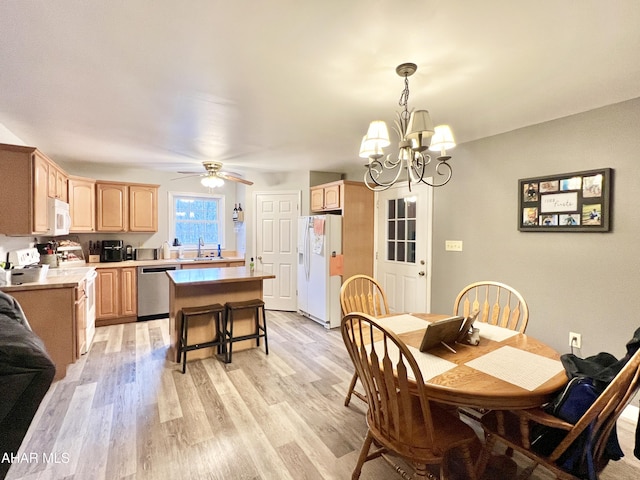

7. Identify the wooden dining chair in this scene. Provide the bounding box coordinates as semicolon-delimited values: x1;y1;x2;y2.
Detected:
341;313;479;480
453;281;529;334
340;274;390;406
476;347;640;479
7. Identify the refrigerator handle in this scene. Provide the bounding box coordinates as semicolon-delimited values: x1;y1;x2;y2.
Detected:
304;222;310;278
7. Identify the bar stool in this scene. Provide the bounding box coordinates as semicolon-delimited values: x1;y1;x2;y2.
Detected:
178;303;226;374
224;299;268;363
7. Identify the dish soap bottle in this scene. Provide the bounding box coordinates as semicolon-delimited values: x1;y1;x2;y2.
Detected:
217;244;222;258
249;257;255;272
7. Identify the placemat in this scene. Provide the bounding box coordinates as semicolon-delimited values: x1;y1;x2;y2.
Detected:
374;314;429;334
465;345;564;391
476;322;519;342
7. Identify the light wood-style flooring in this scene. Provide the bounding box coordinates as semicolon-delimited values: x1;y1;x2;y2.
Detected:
6;311;640;480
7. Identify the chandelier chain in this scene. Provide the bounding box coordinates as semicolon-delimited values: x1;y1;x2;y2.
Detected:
398;74;411;121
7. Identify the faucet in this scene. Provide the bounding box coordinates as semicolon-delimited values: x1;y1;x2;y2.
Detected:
197;237;204;257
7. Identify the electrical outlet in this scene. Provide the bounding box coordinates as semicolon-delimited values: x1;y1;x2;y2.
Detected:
445;240;463;251
569;332;582;349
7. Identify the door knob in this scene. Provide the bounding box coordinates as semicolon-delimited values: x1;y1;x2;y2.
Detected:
257;256;263;261
418;271;425;277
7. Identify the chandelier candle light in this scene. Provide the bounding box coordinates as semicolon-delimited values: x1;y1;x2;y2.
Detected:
360;63;456;191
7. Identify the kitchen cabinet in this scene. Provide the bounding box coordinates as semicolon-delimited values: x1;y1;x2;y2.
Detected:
96;181;159;232
129;184;158;232
310;180;375;279
310;180;366;212
6;286;77;381
96;182;128;232
311;183;342;211
68;175;96;232
48;163;68;201
0;143;54;235
96;266;137;325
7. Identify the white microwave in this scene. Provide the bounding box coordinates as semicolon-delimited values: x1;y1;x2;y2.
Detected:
48;198;71;236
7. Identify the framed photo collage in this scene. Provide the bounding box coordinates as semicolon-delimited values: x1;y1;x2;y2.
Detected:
518;168;612;232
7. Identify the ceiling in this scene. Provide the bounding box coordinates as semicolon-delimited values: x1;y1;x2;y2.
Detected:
1;1;639;178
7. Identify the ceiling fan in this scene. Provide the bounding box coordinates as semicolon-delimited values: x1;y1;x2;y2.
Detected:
175;161;254;187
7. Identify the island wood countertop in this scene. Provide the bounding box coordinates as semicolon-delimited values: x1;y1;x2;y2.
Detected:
166;266;275;286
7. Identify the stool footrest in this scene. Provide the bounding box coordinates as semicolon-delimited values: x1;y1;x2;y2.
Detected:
227;331;267;343
182;339;224;352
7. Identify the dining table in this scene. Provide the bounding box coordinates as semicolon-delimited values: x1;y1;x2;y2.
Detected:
373;313;568;410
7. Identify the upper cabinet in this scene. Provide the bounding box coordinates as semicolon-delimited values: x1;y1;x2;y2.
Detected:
310;180;375;279
310;180;372;214
129;184;158;232
48;163;68;202
96;181;158;232
0;143;55;235
96;182;129;232
311;183;342;211
68;176;96;233
0;143;159;236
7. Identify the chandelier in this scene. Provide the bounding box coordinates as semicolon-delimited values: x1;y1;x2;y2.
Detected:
359;63;456;191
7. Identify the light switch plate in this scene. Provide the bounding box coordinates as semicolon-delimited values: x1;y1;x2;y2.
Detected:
445;240;463;251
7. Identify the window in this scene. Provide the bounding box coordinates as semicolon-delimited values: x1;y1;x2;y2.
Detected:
168;192;225;248
386;196;417;263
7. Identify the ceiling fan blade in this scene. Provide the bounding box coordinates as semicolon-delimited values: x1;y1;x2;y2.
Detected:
171;173;203;180
176;170;205;175
218;172;254;185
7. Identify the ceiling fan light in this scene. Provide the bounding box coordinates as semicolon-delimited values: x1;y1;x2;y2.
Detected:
429;125;456;152
201;175;224;188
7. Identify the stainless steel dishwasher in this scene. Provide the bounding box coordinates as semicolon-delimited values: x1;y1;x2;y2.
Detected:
137;264;179;321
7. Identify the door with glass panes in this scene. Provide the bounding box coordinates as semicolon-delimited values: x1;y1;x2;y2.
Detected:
375;182;433;313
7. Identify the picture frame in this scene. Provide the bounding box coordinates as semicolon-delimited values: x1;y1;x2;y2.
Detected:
518;168;612;232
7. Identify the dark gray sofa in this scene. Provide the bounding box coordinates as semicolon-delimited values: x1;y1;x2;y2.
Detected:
0;291;55;479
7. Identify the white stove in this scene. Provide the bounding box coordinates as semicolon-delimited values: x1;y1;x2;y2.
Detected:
8;248;41;267
7;248;49;284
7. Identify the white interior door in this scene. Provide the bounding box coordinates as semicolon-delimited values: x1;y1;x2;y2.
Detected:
255;191;299;311
375;182;433;313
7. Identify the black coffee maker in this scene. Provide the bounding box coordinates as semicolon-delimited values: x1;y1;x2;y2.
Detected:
101;240;124;262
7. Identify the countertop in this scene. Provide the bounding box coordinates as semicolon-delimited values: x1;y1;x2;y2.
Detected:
0;266;95;292
0;257;246;292
167;266;275;286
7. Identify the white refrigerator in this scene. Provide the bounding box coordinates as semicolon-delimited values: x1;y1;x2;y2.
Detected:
297;214;342;329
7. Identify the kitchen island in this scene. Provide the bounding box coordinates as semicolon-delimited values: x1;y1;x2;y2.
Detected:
166;266;275;363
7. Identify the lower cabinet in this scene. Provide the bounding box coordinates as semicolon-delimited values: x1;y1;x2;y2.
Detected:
7;287;76;381
96;267;137;326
